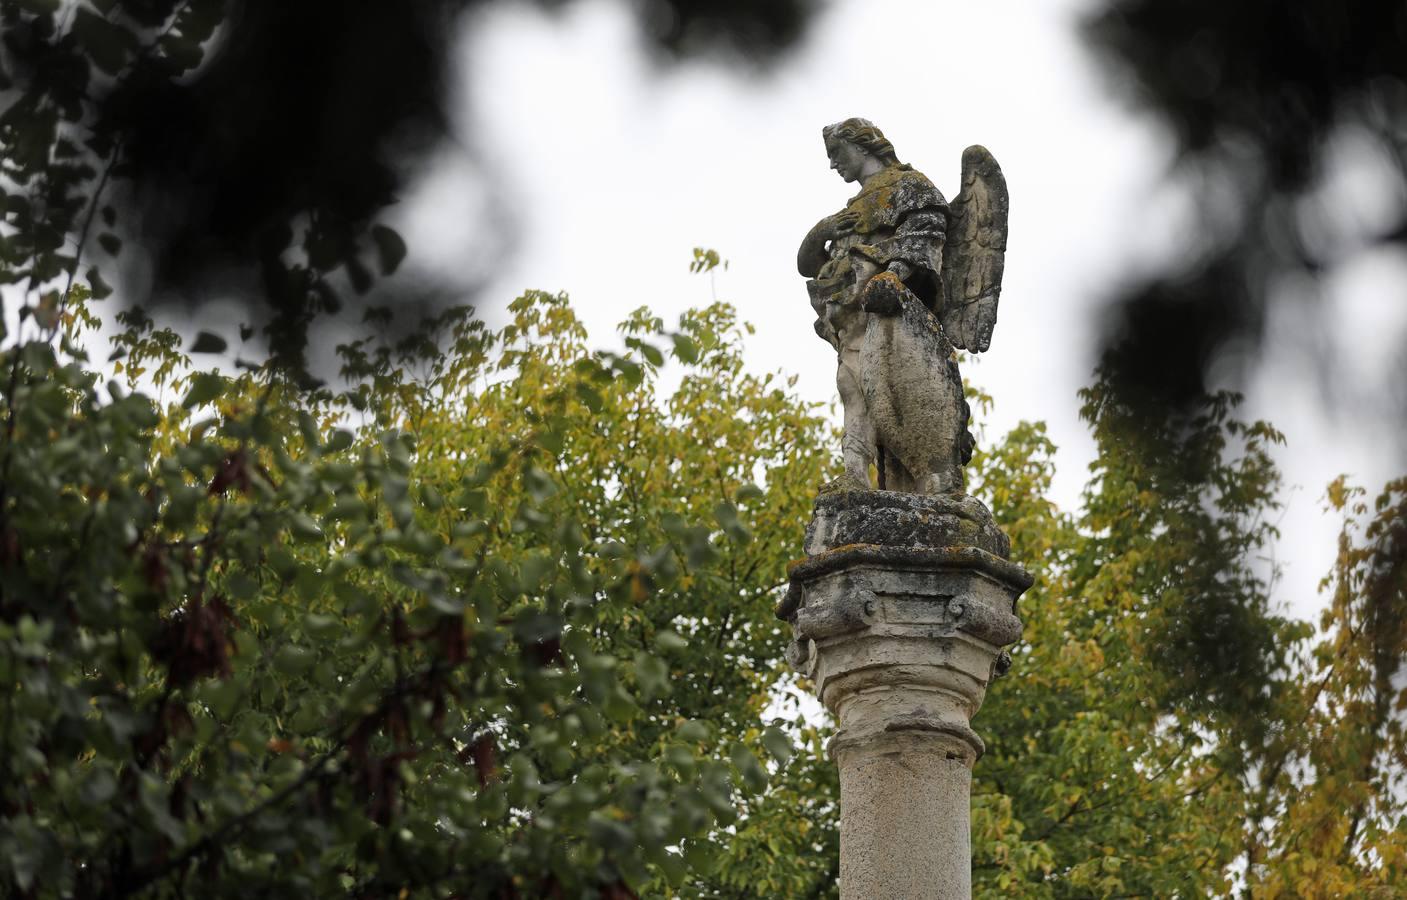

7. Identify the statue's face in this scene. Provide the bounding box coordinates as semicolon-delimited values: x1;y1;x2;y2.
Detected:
827;139;870;183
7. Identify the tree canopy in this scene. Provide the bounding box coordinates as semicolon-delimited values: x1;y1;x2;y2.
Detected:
2;280;1404;897
3;2;1405;896
0;279;846;896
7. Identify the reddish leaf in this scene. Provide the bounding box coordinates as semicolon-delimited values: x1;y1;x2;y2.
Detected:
465;734;497;787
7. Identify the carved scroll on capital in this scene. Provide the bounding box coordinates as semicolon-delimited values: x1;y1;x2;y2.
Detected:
795;587;877;641
780;539;1031;729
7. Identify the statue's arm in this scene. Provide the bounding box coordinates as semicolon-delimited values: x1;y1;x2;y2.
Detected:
880;207;946;281
797;218;833;278
895;208;947;249
798;212;859;277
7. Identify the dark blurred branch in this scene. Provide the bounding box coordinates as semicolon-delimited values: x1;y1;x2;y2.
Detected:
1084;0;1407;430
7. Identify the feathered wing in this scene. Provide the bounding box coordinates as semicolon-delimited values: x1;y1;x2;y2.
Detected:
940;145;1009;353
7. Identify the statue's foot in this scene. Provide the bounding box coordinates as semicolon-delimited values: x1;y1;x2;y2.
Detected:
820;472;872;495
919;469;963;496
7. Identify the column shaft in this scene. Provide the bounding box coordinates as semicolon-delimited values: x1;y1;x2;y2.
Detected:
836;736;971;900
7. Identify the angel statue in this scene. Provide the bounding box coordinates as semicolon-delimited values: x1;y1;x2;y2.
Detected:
797;117;1008;495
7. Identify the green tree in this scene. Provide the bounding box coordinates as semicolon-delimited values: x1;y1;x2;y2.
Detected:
1239;476;1407;898
0;285;839;897
4;283;1406;897
962;377;1407;897
3;3;849;889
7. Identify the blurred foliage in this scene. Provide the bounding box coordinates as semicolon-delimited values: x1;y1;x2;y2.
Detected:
1085;0;1407;417
0;0;821;371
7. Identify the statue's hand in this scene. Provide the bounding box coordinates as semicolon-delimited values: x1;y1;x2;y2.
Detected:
799;210;860;277
828;210;860;238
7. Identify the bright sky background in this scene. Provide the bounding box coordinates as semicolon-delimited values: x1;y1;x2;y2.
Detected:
393;0;1406;624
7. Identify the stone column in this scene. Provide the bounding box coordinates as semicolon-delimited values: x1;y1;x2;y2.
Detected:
778;492;1031;900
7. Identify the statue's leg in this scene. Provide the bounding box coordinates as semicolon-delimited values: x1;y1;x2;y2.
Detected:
831;351;874;492
918;362;971;496
882;447;918;493
818;295;874;495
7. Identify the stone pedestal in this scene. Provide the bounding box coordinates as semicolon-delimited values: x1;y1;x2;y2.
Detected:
778;491;1031;900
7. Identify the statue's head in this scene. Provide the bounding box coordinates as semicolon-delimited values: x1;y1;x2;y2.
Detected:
822;118;899;182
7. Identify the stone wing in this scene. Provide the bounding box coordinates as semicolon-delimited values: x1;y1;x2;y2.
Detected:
940;145;1009;353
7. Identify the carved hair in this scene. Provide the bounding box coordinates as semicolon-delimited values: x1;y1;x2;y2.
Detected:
822;118;899;165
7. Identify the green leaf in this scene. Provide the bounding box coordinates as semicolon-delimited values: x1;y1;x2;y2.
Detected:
325;429;354;453
288;514;324;544
712;501;752;546
639;342;664;367
761;726;793;764
182;372;225;408
202;679;242;720
80;769;117;807
734;483;765;502
574;381;604;413
274;645;315;677
634;650;670;700
303;613;341;639
603;684;638;724
654;630;689;652
676;720;710;744
730;743;767;793
699;766;736;821
87;267;113;300
663;743;697;777
671;334;700;364
656;850;689;887
225;572;260;601
683;839;721;876
456;488;487;514
297;410;320;449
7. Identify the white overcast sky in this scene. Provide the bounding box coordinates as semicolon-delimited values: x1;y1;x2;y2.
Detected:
392;0;1406;623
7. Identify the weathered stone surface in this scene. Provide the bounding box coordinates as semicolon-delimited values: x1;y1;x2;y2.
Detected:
836;735;973;900
780;491;1030;899
788;118;1019;897
803;489;1011;559
861;277;972;494
782;546;1029;724
797;117;1008;497
941;145;1009;354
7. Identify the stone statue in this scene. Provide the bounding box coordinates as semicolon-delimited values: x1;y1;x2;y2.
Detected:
782;120;1023;899
797;118;1008;495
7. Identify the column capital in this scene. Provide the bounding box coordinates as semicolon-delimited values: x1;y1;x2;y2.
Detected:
778;492;1031;767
